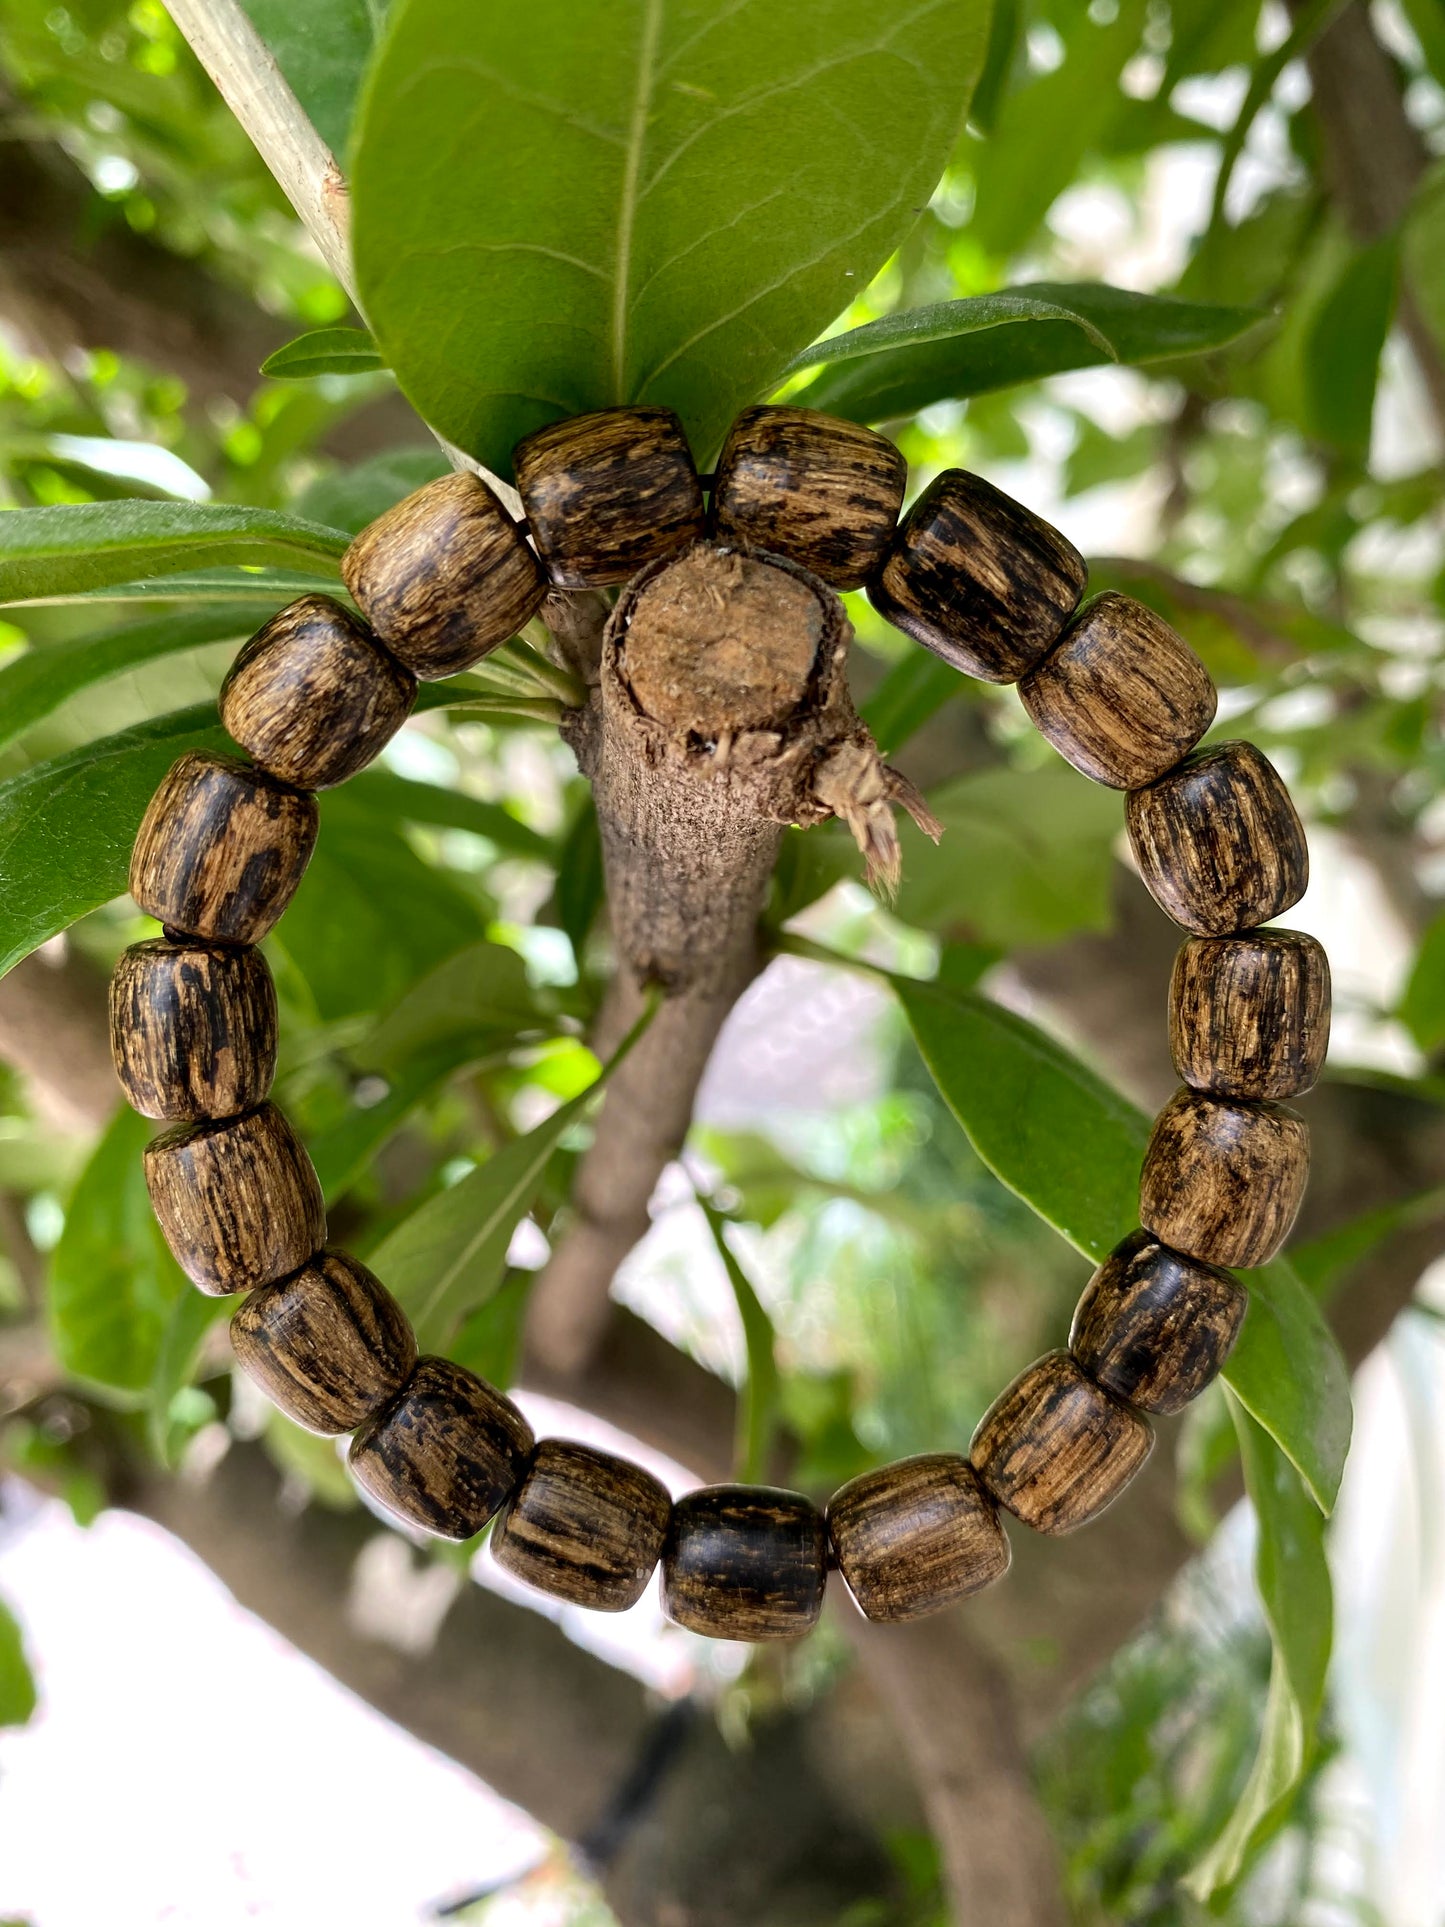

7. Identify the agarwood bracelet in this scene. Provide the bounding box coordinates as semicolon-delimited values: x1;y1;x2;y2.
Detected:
108;403;1331;1641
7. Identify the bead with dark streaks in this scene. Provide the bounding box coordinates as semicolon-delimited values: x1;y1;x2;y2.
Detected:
663;1484;827;1641
1069;1229;1247;1415
231;1250;416;1434
1170;929;1331;1100
1140;1089;1309;1269
971;1350;1153;1535
827;1453;1010;1622
109;938;276;1121
348;1357;534;1540
492;1439;672;1611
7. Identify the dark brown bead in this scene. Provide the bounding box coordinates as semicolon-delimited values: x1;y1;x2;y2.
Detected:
1125;742;1308;936
129;750;318;945
826;1453;1010;1623
219;595;416;790
970;1350;1153;1536
1170;929;1331;1100
144;1101;325;1296
710;404;907;590
662;1484;827;1641
230;1251;416;1434
514;406;705;587
491;1439;672;1612
1140;1088;1310;1269
348;1356;534;1540
341;472;545;678
867;469;1086;683
1018;591;1216;789
1069;1230;1247;1416
109;938;276;1121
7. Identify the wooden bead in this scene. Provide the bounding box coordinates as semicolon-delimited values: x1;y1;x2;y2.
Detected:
1125;742;1308;936
710;405;907;590
109;939;276;1121
1069;1230;1247;1416
129;751;317;945
970;1350;1153;1536
342;472;545;678
662;1484;827;1641
491;1439;672;1612
1018;591;1216;789
868;469;1086;683
1170;929;1330;1100
348;1356;534;1540
1140;1089;1309;1269
230;1251;416;1434
826;1453;1010;1623
514;406;705;587
219;595;416;790
143;1101;325;1296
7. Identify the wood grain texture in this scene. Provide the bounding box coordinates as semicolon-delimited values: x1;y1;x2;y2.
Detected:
710;404;906;590
970;1350;1153;1536
109;938;276;1121
1018;591;1217;789
1140;1088;1310;1268
1125;741;1308;936
490;1437;672;1612
514;406;705;588
348;1356;534;1540
662;1484;827;1641
1170;929;1331;1100
219;594;416;789
129;750;318;944
867;468;1086;683
1069;1229;1247;1416
826;1453;1011;1623
143;1100;325;1295
342;472;545;677
230;1250;416;1434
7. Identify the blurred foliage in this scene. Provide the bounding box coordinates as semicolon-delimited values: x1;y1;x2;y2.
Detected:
1;0;1444;1918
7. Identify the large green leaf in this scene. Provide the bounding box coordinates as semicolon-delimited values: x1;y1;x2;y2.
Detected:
361;939;544;1072
349;769;553;861
797;283;1263;423
701;1200;782;1484
894;971;1350;1510
0;704;231;980
0;503;349;604
49;1107;189;1396
238;0;387;157
1302;233;1399;456
0;1598;37;1729
0;608;260;755
1186;1395;1332;1901
351;0;989;476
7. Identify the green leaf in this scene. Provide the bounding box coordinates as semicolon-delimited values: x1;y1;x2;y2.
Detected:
369;1000;653;1350
0;502;349;605
148;1290;230;1466
1186;1395;1331;1901
8;568;348;608
261;326;387;380
700;1199;781;1484
797;282;1263;423
1399;908;1445;1051
348;768;553;860
308;1048;478;1204
1302;232;1399;455
0;704;231;980
351;0;989;476
1226;1259;1352;1513
294;445;451;535
237;0;385;156
555;794;604;964
858;649;963;755
0;607;259;755
0;1598;37;1729
891;762;1121;948
361;938;543;1073
49;1108;190;1395
451;1268;534;1390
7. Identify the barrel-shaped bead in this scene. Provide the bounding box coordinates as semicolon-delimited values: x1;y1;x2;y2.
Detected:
515;406;705;587
219;595;416;789
230;1251;416;1434
348;1357;534;1540
1125;742;1308;936
1170;929;1330;1100
130;752;317;945
491;1439;672;1612
868;469;1087;683
826;1453;1011;1623
109;939;276;1121
1069;1230;1247;1415
143;1101;325;1295
1140;1089;1309;1269
711;405;907;589
1018;591;1216;789
342;472;545;678
970;1350;1153;1535
662;1484;827;1641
